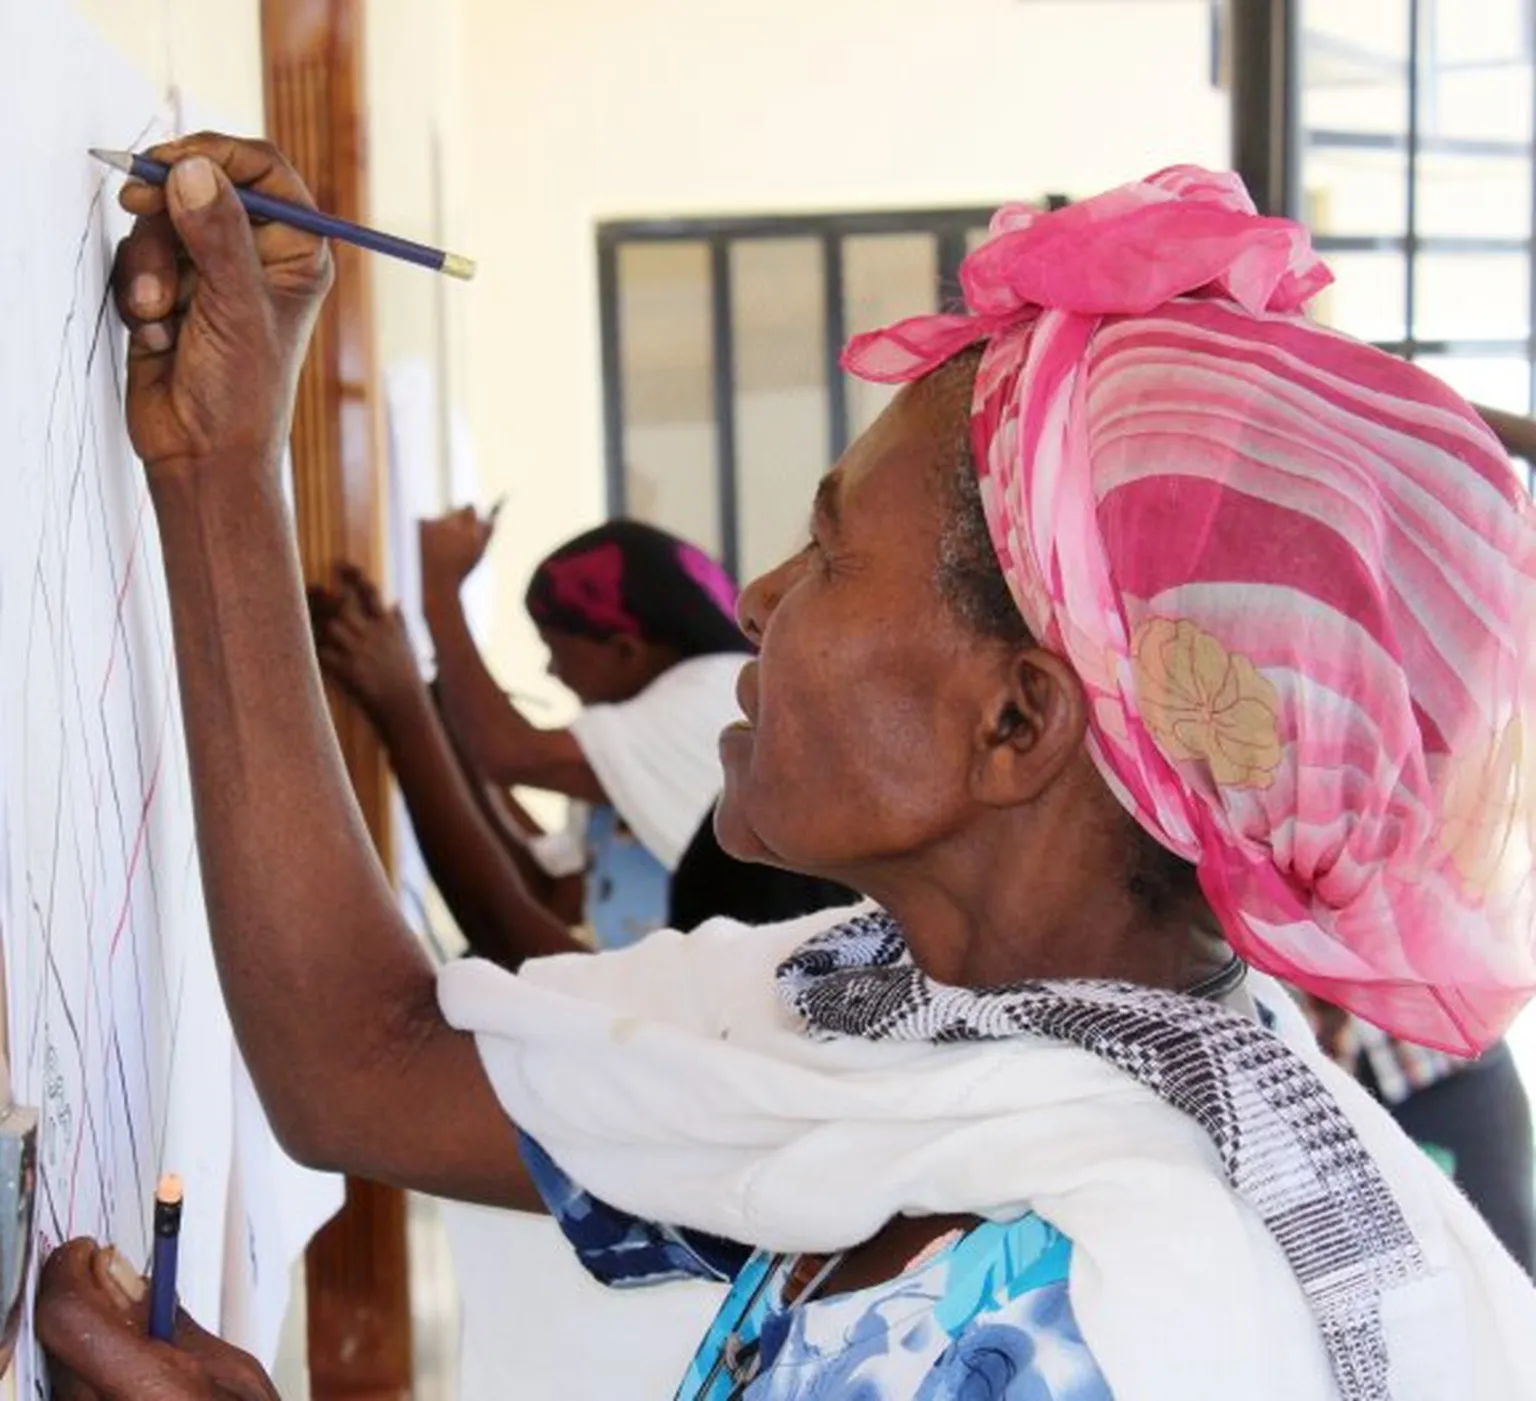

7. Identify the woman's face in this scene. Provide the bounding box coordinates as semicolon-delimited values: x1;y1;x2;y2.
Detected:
540;628;647;707
716;376;1027;879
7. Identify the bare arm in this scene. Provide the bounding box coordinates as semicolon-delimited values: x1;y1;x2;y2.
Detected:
1473;403;1536;461
310;579;585;967
417;516;606;800
374;692;587;966
113;134;542;1211
429;684;589;927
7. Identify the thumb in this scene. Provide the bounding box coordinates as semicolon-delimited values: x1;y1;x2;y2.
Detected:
164;157;264;315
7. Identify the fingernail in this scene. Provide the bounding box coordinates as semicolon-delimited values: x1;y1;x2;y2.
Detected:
136;322;172;354
129;274;163;315
102;1247;147;1303
173;156;218;210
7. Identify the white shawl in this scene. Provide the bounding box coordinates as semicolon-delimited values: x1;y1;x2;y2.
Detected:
568;652;745;871
439;906;1536;1400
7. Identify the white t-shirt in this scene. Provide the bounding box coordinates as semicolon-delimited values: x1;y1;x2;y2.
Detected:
536;652;744;874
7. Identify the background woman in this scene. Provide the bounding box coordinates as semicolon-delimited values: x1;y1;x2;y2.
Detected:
312;527;853;963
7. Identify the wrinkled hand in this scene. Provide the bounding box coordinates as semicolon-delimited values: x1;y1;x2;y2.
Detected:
37;1239;278;1401
110;132;334;478
419;506;496;591
308;567;427;721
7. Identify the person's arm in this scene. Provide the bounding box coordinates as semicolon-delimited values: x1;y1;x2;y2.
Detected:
112;133;541;1209
1473;403;1536;461
417;515;606;800
428;683;589;927
311;574;588;968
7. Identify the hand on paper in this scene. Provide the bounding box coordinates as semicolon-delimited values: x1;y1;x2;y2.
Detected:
309;566;428;723
110;132;333;479
419;506;496;591
37;1240;278;1401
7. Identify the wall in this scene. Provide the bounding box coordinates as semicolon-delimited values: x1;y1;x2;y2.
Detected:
73;0;265;133
450;0;1229;704
365;0;474;414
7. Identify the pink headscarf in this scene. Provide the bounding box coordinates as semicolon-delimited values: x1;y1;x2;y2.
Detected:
844;166;1536;1055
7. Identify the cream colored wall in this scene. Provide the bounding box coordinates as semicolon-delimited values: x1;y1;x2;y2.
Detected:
442;0;1228;705
365;0;474;413
72;0;265;133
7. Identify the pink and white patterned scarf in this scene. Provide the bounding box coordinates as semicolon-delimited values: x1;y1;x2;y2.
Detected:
844;166;1536;1056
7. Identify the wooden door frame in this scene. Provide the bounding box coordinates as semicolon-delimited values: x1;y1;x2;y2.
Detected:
259;2;413;1397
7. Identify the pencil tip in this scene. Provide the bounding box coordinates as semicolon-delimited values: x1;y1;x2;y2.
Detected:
441;251;477;281
88;148;134;173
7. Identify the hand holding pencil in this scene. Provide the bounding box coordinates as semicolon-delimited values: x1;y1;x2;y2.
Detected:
93;146;475;280
109;133;333;484
36;1238;279;1400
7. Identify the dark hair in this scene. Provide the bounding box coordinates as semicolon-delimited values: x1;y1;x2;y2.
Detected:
925;350;1203;919
525;519;752;660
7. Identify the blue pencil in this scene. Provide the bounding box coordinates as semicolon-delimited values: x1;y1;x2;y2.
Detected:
147;1173;182;1343
89;148;476;281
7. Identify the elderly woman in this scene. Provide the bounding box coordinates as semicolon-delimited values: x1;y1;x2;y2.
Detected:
37;137;1536;1399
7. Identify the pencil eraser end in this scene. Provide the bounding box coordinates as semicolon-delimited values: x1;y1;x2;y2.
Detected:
155;1173;183;1205
442;252;477;281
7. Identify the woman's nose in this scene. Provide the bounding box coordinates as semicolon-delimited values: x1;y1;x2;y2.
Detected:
737;557;794;644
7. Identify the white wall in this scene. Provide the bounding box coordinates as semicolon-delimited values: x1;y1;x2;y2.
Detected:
365;0;474;406
73;0;265;133
452;0;1229;701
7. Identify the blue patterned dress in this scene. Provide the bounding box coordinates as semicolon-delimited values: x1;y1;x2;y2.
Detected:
520;1135;1112;1399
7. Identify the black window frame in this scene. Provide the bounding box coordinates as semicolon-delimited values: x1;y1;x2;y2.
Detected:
1231;0;1536;411
595;204;1068;577
599;1;1536;574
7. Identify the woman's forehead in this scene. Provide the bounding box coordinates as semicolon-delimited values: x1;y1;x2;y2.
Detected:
827;383;954;538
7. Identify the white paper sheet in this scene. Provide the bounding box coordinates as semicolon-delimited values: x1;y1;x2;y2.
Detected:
0;3;338;1387
383;358;496;961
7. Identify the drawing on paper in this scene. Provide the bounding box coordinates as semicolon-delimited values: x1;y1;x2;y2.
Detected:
0;4;341;1392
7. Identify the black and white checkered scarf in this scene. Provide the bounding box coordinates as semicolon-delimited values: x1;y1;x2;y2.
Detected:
777;908;1432;1401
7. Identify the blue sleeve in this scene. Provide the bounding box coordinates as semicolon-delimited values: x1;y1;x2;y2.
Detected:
519;1132;751;1288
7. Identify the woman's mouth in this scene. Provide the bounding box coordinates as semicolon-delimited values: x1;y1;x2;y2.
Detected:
734;662;760;727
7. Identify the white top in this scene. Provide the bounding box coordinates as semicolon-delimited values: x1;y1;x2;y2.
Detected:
526;806;589;880
567;652;746;872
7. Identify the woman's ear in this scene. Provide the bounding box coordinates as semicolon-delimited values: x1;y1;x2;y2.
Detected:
971;647;1089;808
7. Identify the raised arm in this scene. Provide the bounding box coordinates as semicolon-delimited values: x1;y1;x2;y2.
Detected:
111;133;540;1209
418;513;606;800
310;569;587;965
428;682;589;928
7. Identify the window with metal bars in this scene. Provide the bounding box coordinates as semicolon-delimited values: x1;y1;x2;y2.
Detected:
595;205;1068;582
1295;0;1536;436
598;0;1536;575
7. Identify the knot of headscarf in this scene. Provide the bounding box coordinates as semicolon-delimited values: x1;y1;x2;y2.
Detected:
843;165;1536;1055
